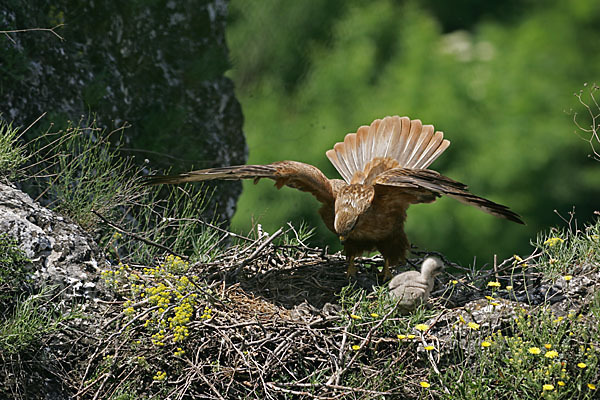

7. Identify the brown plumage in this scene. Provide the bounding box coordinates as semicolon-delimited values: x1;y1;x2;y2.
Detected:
144;116;524;279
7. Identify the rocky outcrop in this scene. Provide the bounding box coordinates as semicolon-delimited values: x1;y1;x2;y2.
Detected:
1;0;246;223
0;182;108;304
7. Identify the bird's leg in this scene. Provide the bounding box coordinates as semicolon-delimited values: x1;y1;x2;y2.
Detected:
346;255;358;277
379;259;393;281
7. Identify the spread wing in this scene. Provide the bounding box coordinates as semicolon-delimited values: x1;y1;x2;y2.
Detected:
144;161;338;205
373;168;524;224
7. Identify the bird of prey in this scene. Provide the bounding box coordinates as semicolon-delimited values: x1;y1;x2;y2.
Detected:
388;256;444;313
145;115;524;279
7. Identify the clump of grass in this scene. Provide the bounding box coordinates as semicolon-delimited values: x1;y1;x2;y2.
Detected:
533;217;600;278
0;287;71;355
0;234;32;314
28;120;146;230
0;119;27;179
109;182;221;266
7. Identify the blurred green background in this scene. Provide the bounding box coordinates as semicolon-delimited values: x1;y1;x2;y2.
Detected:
225;0;600;266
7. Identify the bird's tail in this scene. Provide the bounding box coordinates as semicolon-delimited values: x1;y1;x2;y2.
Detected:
326;116;450;184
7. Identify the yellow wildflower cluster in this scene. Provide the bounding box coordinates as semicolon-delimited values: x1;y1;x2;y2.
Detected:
130;256;202;348
478;308;598;395
151;330;166;346
100;263;131;286
174;347;185;356
111;232;123;240
397;334;416;340
544;237;564;247
102;254;214;377
200;306;212;320
153;370;167;381
467;322;480;330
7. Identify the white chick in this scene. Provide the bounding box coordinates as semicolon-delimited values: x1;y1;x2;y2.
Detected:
388;257;444;313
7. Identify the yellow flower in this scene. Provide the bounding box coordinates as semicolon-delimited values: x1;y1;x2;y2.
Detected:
543;384;554;391
370;313;379;318
419;381;430;388
351;345;361;351
407;334;416;339
557;381;565;387
451;280;458;285
529;347;541;355
591;234;599;241
578;362;587;369
459;315;466;324
487;281;501;288
153;371;167;381
544;237;564;247
481;341;492;347
174;348;185;356
588;383;597;390
415;324;429;332
514;255;523;262
467;322;480;330
545;350;559;359
506;285;513;291
424;345;435;351
485;296;495;301
544;344;552;349
564;275;573;281
350;314;362;320
397;334;407;340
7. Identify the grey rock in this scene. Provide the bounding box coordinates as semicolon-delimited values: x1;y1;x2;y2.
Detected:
0;182;109;304
1;0;246;224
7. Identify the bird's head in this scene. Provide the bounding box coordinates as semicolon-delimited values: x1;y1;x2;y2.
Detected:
420;256;444;279
334;185;375;242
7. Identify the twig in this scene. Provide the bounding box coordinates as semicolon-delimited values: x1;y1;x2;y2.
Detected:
328;294;402;386
169;217;254;242
240;227;284;266
1;24;65;43
91;210;188;260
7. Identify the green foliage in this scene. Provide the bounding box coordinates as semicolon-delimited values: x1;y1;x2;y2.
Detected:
104;183;220;266
227;0;600;265
32;121;146;230
0;234;31;310
440;309;599;399
0;119;27;179
0;287;69;355
434;218;600;399
534;218;600;278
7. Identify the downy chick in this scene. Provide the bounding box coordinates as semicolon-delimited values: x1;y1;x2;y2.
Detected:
388;257;444;313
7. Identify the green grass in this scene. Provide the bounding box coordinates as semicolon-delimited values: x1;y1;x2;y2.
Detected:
0;288;72;355
0;119;27;179
432;219;600;400
33;121;146;230
0;234;32;311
